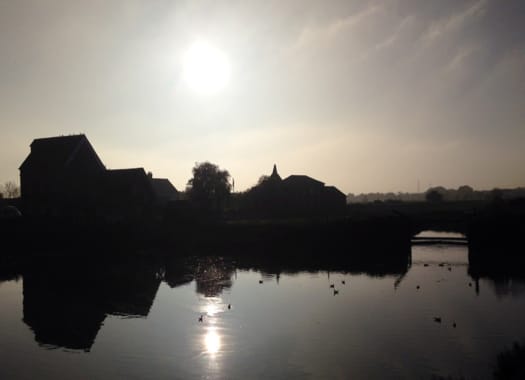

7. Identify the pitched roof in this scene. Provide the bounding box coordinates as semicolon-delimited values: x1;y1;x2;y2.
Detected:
151;178;179;200
282;175;325;187
19;134;105;172
323;186;346;197
105;168;151;186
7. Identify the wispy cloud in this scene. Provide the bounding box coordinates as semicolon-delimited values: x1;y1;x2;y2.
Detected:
292;4;384;52
1;0;524;192
421;0;487;43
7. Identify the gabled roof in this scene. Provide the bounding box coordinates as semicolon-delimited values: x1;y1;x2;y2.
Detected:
151;178;179;200
283;175;325;187
323;186;346;197
104;168;154;195
105;168;151;186
19;134;105;172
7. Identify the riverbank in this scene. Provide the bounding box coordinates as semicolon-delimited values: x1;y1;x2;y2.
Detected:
0;214;412;260
1;198;523;264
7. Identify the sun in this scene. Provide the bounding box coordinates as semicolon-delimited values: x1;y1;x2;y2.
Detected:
182;41;231;95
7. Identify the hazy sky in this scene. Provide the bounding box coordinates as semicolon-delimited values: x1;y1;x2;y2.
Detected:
1;0;524;194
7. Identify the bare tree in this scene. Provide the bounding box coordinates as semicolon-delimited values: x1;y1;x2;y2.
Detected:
3;181;20;198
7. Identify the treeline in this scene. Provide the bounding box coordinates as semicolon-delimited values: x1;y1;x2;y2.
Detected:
347;186;525;203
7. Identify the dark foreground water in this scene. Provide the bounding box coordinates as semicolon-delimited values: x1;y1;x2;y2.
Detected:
1;237;525;379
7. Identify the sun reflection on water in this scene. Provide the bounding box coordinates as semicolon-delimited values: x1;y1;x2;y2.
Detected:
199;297;225;357
204;327;221;355
205;302;219;317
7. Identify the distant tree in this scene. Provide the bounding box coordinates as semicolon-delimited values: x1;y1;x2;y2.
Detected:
425;189;443;202
488;188;504;202
456;185;474;201
428;186;448;201
257;175;270;185
186;162;232;212
3;181;20;199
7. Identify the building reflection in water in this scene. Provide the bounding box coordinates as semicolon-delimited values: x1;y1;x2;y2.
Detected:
16;247;412;353
22;257;163;351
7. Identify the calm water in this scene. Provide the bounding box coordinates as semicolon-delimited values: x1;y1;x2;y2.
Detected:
413;230;466;238
1;240;525;379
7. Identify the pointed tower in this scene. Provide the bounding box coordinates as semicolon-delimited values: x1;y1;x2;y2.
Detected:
270;164;281;181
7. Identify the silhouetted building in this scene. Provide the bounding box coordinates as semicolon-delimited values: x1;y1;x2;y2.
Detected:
322;186;347;213
19;135;178;220
282;174;325;212
269;164;281;182
243;165;346;217
101;168;156;222
150;177;179;203
19;135;105;216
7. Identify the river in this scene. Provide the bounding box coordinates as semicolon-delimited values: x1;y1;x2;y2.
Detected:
1;233;524;379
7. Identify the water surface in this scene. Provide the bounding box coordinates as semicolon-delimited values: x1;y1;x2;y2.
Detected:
1;244;524;379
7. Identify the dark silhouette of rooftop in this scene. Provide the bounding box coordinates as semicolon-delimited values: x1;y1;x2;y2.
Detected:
19;134;105;174
270;164;281;181
151;178;179;202
282;175;324;187
105;168;154;192
18;135;176;219
324;186;346;198
19;135;106;204
242;164;346;217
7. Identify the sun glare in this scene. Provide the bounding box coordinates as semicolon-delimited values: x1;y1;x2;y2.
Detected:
182;41;231;95
204;328;221;355
205;303;219;317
